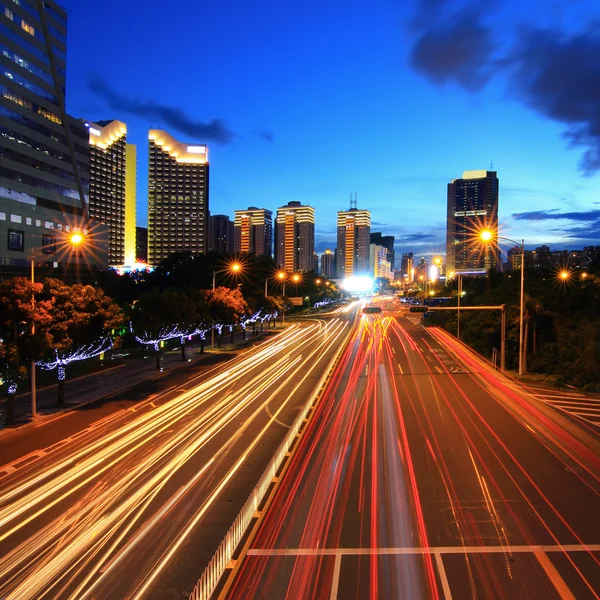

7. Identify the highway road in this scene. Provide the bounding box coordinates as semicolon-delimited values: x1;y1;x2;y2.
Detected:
0;306;356;599
222;308;600;599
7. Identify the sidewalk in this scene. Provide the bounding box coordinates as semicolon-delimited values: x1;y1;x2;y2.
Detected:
0;323;282;436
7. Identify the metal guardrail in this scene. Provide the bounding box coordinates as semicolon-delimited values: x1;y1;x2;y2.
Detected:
188;321;353;600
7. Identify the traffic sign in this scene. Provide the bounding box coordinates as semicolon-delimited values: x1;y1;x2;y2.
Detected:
409;306;428;313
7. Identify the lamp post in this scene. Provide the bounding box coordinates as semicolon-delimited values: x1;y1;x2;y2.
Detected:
211;262;241;349
481;230;525;376
29;232;85;418
277;271;286;324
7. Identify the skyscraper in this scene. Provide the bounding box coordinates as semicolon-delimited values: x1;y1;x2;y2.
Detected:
135;226;148;263
148;130;209;265
400;252;414;282
86;120;136;267
234;207;272;257
370;232;395;271
274;201;315;272
320;249;335;278
336;208;371;279
209;214;234;254
446;170;499;274
370;243;391;279
0;0;108;274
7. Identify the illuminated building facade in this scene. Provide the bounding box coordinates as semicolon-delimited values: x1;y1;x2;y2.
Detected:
148;130;209;265
336;208;371;278
370;232;395;271
86;120;136;266
320;248;335;278
274;201;315;272
370;243;391;279
0;0;108;276
446;170;499;274
234;206;272;256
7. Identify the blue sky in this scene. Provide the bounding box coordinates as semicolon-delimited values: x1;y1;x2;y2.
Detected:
64;0;600;257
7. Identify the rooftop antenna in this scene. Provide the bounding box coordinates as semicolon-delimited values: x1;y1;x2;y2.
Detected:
350;193;357;210
490;160;494;171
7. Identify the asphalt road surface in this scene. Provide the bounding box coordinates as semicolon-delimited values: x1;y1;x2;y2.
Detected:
0;306;357;599
222;310;600;600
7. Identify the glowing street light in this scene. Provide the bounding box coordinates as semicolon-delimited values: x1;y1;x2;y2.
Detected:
559;270;570;281
70;233;83;245
480;228;525;375
292;274;301;283
212;262;242;348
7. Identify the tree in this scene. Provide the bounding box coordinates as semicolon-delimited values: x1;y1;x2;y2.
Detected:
36;279;125;406
0;278;52;424
131;288;210;369
202;287;249;346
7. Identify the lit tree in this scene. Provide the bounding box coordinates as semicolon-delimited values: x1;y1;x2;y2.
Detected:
131;288;210;369
36;279;125;406
202;286;249;347
0;278;52;424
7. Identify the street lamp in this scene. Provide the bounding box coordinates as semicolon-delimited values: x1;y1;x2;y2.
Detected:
559;270;570;281
277;271;287;324
211;262;242;348
29;231;86;418
480;229;525;376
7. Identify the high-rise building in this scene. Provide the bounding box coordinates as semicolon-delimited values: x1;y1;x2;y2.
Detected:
370;232;395;271
400;252;414;282
86;120;136;267
148;130;209;265
209;214;234;255
275;201;315;272
0;0;108;275
446;170;499;274
370;244;391;279
320;248;335;278
233;207;272;257
313;252;319;274
135;226;148;263
336;208;371;279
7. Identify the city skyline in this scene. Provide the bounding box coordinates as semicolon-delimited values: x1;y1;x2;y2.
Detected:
64;0;600;258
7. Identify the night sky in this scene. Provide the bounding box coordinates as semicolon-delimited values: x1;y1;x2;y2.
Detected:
64;0;600;257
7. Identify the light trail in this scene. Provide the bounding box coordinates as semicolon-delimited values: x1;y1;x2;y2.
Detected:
224;315;600;600
0;317;350;599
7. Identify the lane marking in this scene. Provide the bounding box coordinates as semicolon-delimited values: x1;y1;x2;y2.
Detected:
247;544;600;556
397;362;404;375
329;553;342;600
434;552;453;600
533;550;576;600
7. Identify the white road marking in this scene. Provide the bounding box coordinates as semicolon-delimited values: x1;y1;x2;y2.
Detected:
329;553;342;600
397;362;404;375
434;552;453;600
533;550;576;600
247;544;600;556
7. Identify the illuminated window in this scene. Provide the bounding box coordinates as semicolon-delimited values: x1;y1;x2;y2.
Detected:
21;21;35;36
2;87;32;109
10;214;22;223
37;107;61;124
5;7;14;19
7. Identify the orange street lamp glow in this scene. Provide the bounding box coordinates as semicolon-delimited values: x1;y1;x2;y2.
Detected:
292;274;301;283
480;229;493;242
277;271;285;280
581;272;588;279
559;270;569;280
70;233;83;245
433;256;442;266
231;262;241;273
315;279;321;285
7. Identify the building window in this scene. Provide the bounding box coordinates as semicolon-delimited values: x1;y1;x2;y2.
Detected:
0;212;5;221
44;221;54;229
10;214;22;223
21;21;35;36
35;219;41;227
8;229;24;251
5;7;14;19
26;217;32;225
42;235;56;254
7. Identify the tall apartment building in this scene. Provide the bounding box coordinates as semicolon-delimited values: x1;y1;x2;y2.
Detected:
446;170;499;274
274;201;315;272
0;0;108;274
86;120;136;266
233;206;272;257
370;243;391;279
320;248;335;278
370;232;395;271
400;252;414;281
135;226;148;263
208;214;234;255
336;208;371;279
148;130;209;265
